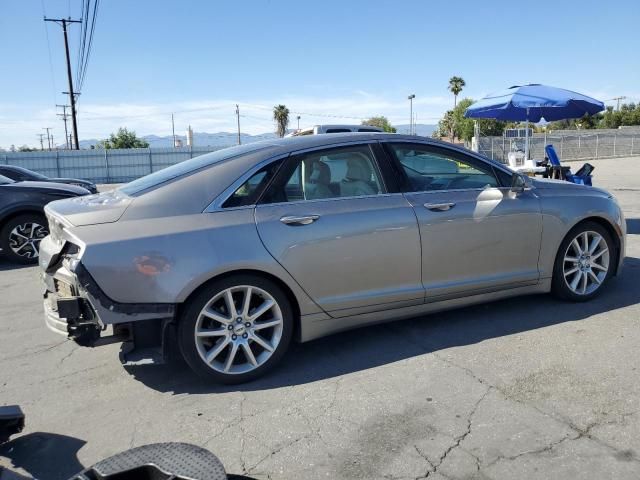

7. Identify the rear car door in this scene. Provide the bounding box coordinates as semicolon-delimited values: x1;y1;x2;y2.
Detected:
384;142;543;300
254;142;424;317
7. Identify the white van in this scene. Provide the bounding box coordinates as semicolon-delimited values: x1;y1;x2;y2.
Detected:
289;124;384;136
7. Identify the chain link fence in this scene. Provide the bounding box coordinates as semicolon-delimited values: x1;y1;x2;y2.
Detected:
0;145;226;184
478;130;640;164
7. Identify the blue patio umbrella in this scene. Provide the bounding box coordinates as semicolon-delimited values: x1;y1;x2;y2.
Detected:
464;84;604;160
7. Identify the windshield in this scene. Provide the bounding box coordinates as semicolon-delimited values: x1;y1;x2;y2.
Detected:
118;143;272;195
10;165;49;181
0;174;15;184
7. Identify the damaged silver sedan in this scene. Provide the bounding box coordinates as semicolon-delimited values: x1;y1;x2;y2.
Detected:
40;134;626;383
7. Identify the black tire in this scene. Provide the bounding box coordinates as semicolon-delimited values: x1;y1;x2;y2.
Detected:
178;274;294;384
0;213;49;265
551;221;615;302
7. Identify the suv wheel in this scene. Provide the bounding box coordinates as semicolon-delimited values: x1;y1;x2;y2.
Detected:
1;213;49;265
178;274;294;384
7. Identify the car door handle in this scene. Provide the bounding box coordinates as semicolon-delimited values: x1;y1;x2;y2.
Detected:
280;215;320;226
424;202;456;211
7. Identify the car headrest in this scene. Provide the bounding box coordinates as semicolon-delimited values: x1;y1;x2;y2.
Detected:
308;160;331;185
345;158;372;182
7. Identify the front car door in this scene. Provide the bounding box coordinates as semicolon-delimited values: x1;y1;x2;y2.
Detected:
254;142;423;317
384;141;543;300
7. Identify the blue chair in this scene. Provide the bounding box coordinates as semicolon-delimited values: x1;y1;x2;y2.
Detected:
544;145;593;186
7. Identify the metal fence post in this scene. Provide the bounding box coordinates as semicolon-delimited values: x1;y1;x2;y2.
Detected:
55;149;61;177
578;134;581;159
502;135;505;163
148;148;153;174
613;134;617;156
632;136;635;156
190;145;193;159
490;137;494;160
595;134;599;159
560;136;564;159
104;149;110;183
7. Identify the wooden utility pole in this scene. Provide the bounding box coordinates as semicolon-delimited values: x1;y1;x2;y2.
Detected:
45;17;82;149
57;104;70;149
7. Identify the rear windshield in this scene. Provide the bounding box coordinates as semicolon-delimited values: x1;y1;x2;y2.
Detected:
9;165;49;180
118;143;272;195
0;174;15;185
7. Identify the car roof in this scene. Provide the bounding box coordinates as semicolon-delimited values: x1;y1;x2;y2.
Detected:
253;132;434;151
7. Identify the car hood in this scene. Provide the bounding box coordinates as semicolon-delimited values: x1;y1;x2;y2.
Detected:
45;189;133;226
4;180;90;196
531;177;612;197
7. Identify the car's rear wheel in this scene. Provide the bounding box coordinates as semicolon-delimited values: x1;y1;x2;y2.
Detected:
552;221;614;301
0;213;49;264
178;274;294;384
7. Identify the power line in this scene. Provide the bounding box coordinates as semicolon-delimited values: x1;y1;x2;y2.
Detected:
77;0;99;92
40;0;58;106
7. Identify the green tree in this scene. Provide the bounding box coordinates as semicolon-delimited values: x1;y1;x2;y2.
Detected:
362;116;397;133
448;76;466;108
99;128;149;149
273;105;290;138
436;97;506;142
18;145;37;152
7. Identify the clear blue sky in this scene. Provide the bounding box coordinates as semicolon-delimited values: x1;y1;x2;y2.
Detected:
1;0;639;146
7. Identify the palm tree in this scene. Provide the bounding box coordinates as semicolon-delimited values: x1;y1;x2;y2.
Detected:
448;76;466;108
273;105;290;138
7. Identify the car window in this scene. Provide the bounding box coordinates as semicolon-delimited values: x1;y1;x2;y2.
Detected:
222;160;282;208
9;166;48;181
388;144;499;192
119;143;271;196
324;128;352;133
262;145;384;203
0;174;15;185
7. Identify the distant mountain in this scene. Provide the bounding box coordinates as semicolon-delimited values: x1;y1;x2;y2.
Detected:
74;124;437;149
78;131;277;149
394;124;437;136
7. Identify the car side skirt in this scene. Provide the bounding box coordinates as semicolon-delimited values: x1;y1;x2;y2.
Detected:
299;280;551;343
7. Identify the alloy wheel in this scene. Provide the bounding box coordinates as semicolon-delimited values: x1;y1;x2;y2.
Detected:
194;285;284;375
8;222;48;259
562;230;610;296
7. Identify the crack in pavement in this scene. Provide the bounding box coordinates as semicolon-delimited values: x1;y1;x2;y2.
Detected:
415;386;492;479
429;351;640;468
389;331;640;474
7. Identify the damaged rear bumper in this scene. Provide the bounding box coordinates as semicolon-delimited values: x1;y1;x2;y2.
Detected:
41;238;176;362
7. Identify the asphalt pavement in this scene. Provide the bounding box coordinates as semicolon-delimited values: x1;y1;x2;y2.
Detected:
1;156;639;480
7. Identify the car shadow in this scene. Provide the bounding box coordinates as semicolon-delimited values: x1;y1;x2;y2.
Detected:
0;432;86;480
0;257;35;271
125;257;640;395
627;218;640;235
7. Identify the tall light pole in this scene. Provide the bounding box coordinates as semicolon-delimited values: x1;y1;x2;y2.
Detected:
297;115;301;130
236;104;241;145
407;94;415;135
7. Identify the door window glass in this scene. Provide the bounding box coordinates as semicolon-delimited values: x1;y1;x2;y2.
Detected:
263;145;384;203
389;144;499;192
223;160;282;208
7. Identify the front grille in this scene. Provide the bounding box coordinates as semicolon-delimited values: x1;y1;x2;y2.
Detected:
54;278;74;298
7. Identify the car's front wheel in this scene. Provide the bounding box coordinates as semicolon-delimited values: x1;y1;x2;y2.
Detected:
552;221;614;301
178;274;294;384
0;213;49;264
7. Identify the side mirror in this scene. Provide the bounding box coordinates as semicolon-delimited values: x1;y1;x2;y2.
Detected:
510;173;530;193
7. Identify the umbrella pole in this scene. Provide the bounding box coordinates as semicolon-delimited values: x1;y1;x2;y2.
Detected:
524;108;530;161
